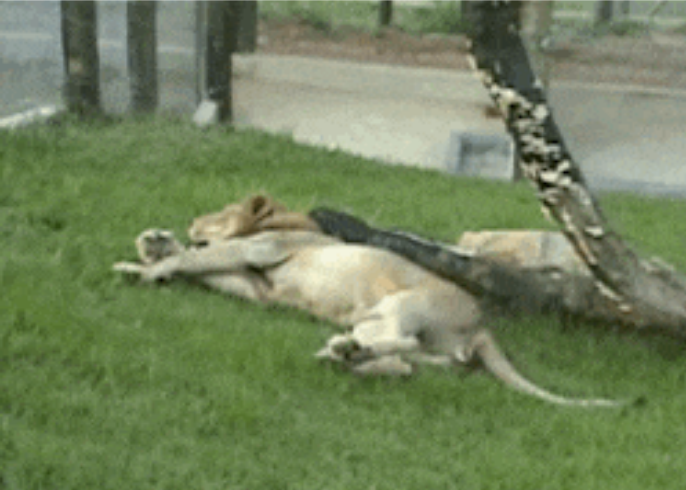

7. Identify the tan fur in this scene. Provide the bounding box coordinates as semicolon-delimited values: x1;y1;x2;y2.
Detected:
114;195;622;407
187;194;319;243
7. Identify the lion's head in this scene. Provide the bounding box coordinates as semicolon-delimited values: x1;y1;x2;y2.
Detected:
188;194;320;245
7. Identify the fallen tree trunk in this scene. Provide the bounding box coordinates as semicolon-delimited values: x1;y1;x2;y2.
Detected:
308;208;547;308
309;210;622;324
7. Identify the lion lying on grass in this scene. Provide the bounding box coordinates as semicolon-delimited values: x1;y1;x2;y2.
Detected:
114;195;621;407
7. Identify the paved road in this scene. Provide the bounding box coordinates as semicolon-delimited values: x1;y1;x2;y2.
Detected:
3;1;686;198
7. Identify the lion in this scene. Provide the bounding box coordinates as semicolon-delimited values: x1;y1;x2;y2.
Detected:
113;194;623;407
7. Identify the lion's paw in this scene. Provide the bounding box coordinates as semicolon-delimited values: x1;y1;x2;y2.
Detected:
113;261;144;275
135;229;184;264
329;336;374;363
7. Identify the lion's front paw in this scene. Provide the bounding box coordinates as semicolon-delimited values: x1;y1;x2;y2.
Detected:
136;229;184;264
113;261;144;275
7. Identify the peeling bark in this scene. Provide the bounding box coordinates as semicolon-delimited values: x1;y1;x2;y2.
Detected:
463;1;686;335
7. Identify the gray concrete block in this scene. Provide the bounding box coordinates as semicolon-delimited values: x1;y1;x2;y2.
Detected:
446;131;515;181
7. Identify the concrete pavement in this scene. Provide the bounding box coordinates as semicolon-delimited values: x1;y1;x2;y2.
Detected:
233;55;503;175
231;54;686;197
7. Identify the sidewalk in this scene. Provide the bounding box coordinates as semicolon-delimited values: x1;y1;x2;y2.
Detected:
233;54;503;175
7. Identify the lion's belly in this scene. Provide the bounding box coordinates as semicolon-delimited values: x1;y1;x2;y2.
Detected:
265;244;444;325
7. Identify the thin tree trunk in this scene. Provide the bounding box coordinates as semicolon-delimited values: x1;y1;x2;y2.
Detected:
237;1;258;53
201;1;241;123
206;1;232;123
378;1;393;28
463;2;686;336
127;0;158;114
61;1;101;116
619;1;630;19
595;0;613;25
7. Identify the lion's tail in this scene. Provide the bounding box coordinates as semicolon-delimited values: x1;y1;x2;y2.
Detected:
470;330;622;408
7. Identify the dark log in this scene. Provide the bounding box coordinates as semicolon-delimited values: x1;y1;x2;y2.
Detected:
127;0;158;113
310;208;580;316
60;1;101;116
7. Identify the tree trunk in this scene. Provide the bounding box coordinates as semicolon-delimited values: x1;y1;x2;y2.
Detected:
61;1;101;116
127;0;158;114
378;1;393;28
462;2;686;336
236;1;258;53
619;1;630;19
595;0;613;25
198;1;241;124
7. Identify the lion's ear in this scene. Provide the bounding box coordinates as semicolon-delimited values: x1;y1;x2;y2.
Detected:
242;194;269;218
245;194;287;221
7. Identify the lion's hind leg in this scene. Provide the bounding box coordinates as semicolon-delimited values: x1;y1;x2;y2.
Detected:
315;334;414;376
315;296;424;377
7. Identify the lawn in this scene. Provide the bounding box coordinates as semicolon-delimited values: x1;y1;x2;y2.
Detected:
2;120;686;489
259;1;467;35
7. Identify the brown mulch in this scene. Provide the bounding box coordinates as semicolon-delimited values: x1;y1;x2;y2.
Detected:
258;19;686;91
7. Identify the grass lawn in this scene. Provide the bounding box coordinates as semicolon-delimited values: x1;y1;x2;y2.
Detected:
2;120;686;489
259;1;466;36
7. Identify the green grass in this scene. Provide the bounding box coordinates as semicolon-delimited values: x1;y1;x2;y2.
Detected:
260;1;379;33
258;1;682;40
259;1;468;36
2;120;686;489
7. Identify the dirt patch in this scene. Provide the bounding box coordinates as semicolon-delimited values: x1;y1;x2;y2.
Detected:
258;19;686;90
